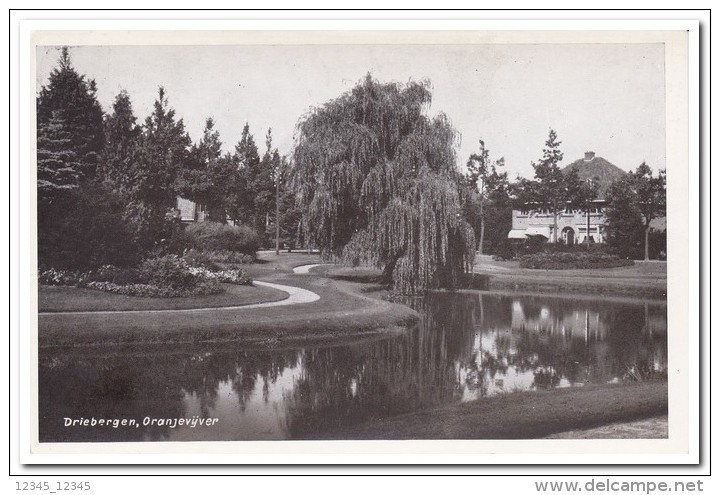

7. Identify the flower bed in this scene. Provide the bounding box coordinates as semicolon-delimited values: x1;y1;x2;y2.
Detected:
518;252;635;270
85;280;223;297
187;266;252;285
39;267;91;287
39;254;253;298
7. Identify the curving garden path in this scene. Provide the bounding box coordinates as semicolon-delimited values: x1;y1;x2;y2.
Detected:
39;263;331;317
39;279;319;316
37;260;418;347
291;263;328;274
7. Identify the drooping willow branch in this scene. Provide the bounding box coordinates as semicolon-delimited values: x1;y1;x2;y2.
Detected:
293;75;474;293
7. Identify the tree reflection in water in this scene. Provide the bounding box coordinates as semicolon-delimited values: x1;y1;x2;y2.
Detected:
38;348;301;442
284;293;477;437
457;294;667;398
39;353;187;442
38;293;667;442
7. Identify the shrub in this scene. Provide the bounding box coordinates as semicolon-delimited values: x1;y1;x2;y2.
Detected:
88;265;140;285
182;249;222;271
164;224;195;255
511;236;547;257
38;184;142;270
181;222;260;254
203;250;256;265
181;249;255;269
518;251;635;270
544;242;613;255
137;255;203;290
492;240;518;261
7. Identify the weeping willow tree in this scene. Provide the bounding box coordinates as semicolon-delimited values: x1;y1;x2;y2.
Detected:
293;74;475;294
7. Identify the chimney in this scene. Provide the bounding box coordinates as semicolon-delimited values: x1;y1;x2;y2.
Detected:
584;151;595;161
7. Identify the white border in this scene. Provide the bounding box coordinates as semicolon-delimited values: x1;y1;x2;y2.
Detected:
12;16;701;471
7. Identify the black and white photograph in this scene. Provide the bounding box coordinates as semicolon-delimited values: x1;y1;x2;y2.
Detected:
23;26;695;462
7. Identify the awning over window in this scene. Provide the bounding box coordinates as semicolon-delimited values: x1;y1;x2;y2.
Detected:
507;229;527;239
525;226;551;238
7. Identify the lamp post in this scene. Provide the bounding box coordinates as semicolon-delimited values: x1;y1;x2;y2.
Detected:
275;164;280;256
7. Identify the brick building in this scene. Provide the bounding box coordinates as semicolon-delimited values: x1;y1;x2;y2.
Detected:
507;152;663;245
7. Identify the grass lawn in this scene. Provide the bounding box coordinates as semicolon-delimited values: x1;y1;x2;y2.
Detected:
38;273;419;347
39;282;288;313
38;251;323;313
473;258;667;299
38;251;420;347
298;380;667;440
243;251;324;278
475;258;667;278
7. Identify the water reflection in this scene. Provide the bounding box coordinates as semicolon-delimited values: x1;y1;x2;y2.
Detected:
38;292;666;442
457;294;667;400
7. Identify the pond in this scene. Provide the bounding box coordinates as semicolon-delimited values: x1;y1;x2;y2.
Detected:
38;291;667;442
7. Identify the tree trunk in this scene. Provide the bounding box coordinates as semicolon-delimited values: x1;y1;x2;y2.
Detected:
478;197;485;254
644;225;650;261
381;252;403;286
275;175;280;255
479;217;485;255
553;210;558;244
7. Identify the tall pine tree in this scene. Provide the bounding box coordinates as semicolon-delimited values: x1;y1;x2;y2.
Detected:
604;178;644;258
140;86;191;210
117;86;192;250
101;90;143;193
528;129;581;244
37;47;114;268
37;111;83;198
177;117;237;223
231;123;262;229
37;47;104;205
255;129;281;241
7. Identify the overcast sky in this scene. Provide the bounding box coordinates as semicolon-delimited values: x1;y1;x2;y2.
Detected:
36;43;666;179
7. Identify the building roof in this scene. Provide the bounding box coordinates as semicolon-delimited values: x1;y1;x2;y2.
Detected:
562;151;628;199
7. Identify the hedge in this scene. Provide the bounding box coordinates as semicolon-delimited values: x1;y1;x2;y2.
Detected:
518;252;635;270
182;249;255;270
180;222;260;255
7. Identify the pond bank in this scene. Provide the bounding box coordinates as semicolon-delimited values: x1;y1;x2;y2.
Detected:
474;259;667;299
486;276;666;299
37;252;668;441
296;380;668;440
324;261;667;299
38;273;419;348
546;415;668;439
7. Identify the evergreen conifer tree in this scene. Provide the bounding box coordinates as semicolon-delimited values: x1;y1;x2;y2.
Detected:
37;47;104;203
102;90;143;193
140;86;191;210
